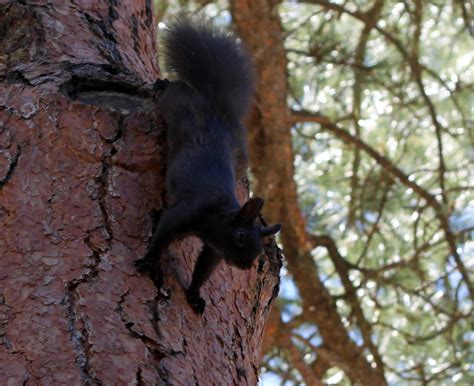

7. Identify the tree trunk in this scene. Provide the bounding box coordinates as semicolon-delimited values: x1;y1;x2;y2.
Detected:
0;2;281;384
231;1;387;385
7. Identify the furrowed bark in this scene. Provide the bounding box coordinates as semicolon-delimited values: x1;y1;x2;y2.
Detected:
0;1;281;384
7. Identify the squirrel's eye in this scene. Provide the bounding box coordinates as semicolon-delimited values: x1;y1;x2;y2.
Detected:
234;231;247;244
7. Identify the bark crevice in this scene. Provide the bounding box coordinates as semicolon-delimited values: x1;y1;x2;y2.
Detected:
116;291;170;361
0;145;21;189
64;284;103;386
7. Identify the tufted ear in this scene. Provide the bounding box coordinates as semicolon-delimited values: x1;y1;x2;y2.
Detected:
260;223;281;237
236;197;264;223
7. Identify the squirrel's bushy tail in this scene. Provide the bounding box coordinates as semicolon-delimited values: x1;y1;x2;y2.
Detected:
160;16;254;120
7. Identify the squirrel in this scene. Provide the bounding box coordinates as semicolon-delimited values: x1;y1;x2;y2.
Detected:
135;16;281;314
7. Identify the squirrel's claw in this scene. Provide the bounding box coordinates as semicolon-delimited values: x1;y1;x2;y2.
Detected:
186;290;206;315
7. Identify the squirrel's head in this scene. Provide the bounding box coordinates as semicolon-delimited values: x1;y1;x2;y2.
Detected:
208;197;281;270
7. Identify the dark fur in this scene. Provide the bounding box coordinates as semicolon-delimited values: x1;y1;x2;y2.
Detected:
135;17;281;314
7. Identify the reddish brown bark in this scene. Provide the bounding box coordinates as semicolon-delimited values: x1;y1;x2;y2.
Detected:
0;1;280;384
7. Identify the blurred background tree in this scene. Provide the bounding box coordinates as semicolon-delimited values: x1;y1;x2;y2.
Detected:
157;1;473;384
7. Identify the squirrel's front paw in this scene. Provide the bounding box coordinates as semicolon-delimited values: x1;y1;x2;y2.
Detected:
150;266;164;289
135;256;153;273
186;290;206;315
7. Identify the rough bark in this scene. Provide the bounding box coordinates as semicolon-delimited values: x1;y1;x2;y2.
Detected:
0;1;281;384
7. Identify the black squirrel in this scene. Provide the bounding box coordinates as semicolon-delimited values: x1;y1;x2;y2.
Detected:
135;17;281;314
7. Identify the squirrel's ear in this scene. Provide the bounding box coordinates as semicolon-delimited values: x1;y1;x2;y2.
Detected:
260;224;281;237
237;197;264;223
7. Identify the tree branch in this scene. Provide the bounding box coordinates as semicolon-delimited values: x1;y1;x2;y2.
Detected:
291;110;474;300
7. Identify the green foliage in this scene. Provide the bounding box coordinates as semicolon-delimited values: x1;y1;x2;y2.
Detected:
283;2;473;385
